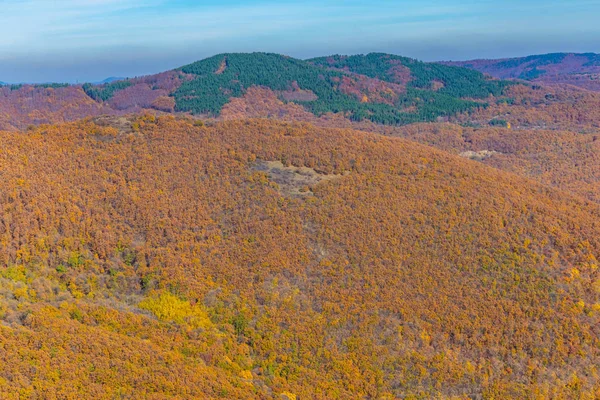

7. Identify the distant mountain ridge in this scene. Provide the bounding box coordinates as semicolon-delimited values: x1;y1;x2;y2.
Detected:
171;52;510;125
95;77;126;84
0;78;122;86
444;52;600;90
4;51;600;132
0;52;516;130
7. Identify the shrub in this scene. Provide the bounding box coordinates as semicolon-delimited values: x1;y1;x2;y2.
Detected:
138;292;212;329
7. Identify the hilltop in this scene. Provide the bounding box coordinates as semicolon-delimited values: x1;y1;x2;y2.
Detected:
0;52;513;130
96;77;125;84
171;52;508;124
2;116;600;398
309;53;510;98
7;52;600;133
5;52;600;135
445;53;600;91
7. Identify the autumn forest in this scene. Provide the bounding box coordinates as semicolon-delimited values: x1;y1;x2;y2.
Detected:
2;49;600;399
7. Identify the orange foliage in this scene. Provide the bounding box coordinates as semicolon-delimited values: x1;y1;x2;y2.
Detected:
0;117;600;397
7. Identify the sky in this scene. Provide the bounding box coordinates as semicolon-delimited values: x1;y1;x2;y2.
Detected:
2;0;600;83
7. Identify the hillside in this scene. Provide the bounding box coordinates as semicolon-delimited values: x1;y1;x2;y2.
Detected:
445;53;600;91
2;116;600;398
211;84;600;202
7;52;600;133
0;84;118;131
309;53;511;98
172;52;509;124
0;52;516;130
385;121;600;203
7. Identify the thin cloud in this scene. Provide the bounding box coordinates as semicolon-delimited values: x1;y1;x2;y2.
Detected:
1;0;600;82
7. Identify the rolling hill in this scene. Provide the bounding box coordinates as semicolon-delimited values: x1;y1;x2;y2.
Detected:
6;52;600;134
309;52;511;98
0;52;515;130
2;116;600;398
445;53;600;91
171;52;509;124
382;120;600;203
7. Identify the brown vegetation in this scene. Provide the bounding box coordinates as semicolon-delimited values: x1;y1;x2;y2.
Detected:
0;85;114;130
1;116;600;398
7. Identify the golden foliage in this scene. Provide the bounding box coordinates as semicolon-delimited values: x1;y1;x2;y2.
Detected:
0;116;600;397
139;291;212;329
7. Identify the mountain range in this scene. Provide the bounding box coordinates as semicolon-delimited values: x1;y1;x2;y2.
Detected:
0;52;513;130
4;51;600;132
446;52;600;91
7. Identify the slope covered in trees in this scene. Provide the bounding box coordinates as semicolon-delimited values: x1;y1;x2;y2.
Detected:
1;52;519;129
445;53;600;91
172;52;503;124
0;84;116;131
435;82;600;133
8;52;600;132
309;53;511;99
2;116;600;398
382;121;600;203
215;84;600;204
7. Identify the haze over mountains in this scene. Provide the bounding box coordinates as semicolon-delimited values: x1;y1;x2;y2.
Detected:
447;52;600;91
3;49;600;398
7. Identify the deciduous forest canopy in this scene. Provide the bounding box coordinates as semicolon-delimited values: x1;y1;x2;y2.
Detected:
2;42;600;399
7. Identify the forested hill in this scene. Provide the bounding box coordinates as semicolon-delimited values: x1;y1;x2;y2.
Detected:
0;52;516;130
444;52;600;91
308;53;510;98
170;52;511;124
3;116;600;398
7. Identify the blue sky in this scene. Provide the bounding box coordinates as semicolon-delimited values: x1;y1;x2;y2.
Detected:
2;0;600;83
